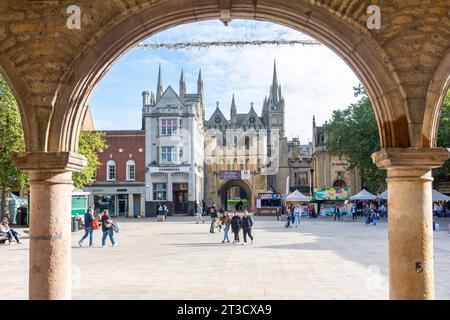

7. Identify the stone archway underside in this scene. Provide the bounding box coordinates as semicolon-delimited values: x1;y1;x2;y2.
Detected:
0;0;449;300
0;0;448;152
219;180;253;210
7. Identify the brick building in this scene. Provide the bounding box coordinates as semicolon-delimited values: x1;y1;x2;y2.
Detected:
84;130;146;217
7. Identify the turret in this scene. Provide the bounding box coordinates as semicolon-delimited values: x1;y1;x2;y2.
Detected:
197;68;204;97
156;63;163;103
142;91;150;108
230;94;237;124
179;69;186;97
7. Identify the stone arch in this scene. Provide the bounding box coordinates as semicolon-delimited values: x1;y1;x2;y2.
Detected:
0;56;35;151
219;179;253;211
422;50;450;148
45;0;410;154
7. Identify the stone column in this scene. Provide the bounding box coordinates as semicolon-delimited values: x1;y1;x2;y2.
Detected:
372;148;449;300
13;152;86;300
128;194;134;218
167;173;173;201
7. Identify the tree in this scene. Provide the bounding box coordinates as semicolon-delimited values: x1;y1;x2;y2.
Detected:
323;85;386;193
73;130;107;189
434;91;450;177
0;75;28;217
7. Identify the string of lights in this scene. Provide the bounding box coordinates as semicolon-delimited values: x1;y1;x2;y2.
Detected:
137;39;321;50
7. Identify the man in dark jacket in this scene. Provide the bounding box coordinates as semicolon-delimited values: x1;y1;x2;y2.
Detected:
241;210;254;244
209;203;218;233
78;207;94;247
230;210;242;243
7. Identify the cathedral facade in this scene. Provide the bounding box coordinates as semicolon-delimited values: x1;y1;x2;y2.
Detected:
203;62;291;210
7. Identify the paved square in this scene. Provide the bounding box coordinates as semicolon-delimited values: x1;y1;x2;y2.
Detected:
2;216;450;300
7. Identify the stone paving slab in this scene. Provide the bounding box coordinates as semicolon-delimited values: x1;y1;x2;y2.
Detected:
1;216;450;300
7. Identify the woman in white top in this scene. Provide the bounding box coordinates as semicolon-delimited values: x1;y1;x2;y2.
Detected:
294;204;302;227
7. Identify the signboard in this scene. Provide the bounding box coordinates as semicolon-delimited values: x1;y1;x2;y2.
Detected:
313;187;350;201
220;170;251;180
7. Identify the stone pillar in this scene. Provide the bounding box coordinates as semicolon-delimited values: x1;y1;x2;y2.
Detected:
13;152;86;300
167;173;173;201
128;194;134;218
372;148;449;300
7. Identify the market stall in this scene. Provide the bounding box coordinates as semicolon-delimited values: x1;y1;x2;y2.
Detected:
255;192;282;216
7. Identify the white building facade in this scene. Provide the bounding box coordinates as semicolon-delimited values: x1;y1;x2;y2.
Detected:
142;66;205;216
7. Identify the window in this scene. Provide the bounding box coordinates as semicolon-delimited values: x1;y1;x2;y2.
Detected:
160;146;177;163
161;119;178;135
126;160;135;181
295;172;308;186
107;160;116;181
153;183;167;200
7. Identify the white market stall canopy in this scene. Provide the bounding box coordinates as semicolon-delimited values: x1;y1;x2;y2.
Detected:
432;189;450;202
350;189;378;201
378;190;388;200
286;190;311;202
376;189;449;201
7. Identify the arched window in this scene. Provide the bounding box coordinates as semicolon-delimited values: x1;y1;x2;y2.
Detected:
107;160;116;181
126;159;136;181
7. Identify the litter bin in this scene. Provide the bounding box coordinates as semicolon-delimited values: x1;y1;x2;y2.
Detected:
71;216;79;232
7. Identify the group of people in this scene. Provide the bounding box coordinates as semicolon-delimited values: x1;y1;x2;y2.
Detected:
78;207;119;248
284;204;303;228
434;202;449;217
156;204;169;218
0;216;21;244
203;203;254;245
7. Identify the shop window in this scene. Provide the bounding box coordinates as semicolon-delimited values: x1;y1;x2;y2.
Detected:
153;183;167;201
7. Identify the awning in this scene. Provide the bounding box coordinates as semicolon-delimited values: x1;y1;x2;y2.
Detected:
286;190;311;202
350;189;377;201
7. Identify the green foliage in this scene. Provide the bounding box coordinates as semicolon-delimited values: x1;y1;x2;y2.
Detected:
73;131;107;189
435;91;450;177
323;85;386;193
0;75;28;215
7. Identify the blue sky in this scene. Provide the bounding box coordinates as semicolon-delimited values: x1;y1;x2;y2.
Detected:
88;20;360;143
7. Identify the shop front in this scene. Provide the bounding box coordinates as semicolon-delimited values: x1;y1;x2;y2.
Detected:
84;185;145;218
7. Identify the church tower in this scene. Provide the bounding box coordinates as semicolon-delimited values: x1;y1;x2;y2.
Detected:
230;94;237;125
266;60;285;137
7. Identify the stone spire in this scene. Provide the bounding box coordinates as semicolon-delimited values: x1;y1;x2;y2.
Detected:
156;63;163;103
230;94;237;122
197;68;204;96
179;69;186;97
271;60;279;104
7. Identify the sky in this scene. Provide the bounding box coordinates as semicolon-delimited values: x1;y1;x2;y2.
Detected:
88;20;360;143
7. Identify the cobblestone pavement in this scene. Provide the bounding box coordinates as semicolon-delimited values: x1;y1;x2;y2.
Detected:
2;216;450;300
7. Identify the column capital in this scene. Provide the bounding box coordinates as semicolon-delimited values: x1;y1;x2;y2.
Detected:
372;147;449;171
12;151;87;173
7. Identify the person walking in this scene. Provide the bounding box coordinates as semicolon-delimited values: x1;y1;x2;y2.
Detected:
293;204;301;227
351;203;358;221
241;210;254;244
0;217;21;244
78;207;95;247
230;209;242;243
285;206;293;228
208;203;218;233
100;209;116;248
333;205;341;221
221;212;231;243
163;204;168;219
194;202;204;224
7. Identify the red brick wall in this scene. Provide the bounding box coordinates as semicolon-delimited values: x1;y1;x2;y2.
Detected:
95;131;145;183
